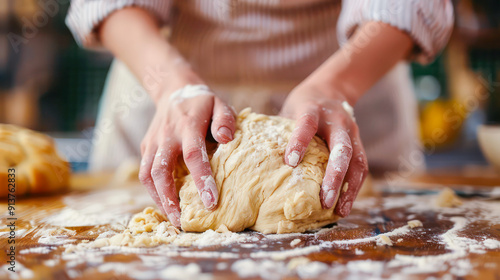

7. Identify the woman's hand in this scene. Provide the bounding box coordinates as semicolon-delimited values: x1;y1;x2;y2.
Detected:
280;84;368;217
97;7;239;228
139;84;236;228
279;21;414;217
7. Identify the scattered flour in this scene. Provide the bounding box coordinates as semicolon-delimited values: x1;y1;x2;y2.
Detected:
347;260;384;275
0;229;26;238
216;262;229;270
17;190;499;279
296;261;329;279
231;258;328;279
290;238;301;247
44;259;59;267
36;227;76;245
287;257;310;270
160;263;212;280
354;248;364;255
20;247;52;254
387;217;481;275
0;262;34;279
44;188;153;227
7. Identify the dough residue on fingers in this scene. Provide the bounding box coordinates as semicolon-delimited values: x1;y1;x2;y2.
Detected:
287;151;300;167
341;101;355;120
169;84;214;104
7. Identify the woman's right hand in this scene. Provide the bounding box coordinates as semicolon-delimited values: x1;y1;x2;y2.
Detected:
138;84;236;228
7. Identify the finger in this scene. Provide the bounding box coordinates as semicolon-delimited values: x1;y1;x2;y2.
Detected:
334;126;368;217
319;128;353;209
285;107;319;167
150;140;182;227
182;128;218;210
211;97;236;144
139;143;164;215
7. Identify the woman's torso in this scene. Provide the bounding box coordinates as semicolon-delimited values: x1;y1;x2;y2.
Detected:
169;0;342;88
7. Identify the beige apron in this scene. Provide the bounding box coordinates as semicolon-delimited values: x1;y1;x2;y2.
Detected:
89;59;423;174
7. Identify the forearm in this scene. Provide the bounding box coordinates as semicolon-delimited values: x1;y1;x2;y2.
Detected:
303;21;413;105
98;7;202;103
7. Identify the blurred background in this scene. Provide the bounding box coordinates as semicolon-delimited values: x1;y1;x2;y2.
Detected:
0;0;499;173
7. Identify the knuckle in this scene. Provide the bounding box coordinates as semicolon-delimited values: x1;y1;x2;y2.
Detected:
224;104;237;117
179;114;196;127
214;115;234;128
183;146;201;162
139;168;152;185
140;142;147;155
342;144;353;157
333;117;350;131
299;114;318;132
338;128;350;139
292;137;309;149
150;166;167;181
331;129;349;145
353;153;369;172
223;114;236;126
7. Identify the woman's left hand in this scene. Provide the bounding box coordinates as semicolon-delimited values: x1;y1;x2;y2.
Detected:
280;83;369;217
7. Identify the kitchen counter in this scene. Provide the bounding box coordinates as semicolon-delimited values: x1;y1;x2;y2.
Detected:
1;170;499;279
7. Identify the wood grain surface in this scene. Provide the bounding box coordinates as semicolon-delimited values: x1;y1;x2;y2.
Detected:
1;172;499;280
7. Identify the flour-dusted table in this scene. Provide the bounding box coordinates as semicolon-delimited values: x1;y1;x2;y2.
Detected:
1;171;499;279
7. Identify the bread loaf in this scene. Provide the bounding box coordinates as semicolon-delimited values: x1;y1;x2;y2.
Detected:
0;124;70;197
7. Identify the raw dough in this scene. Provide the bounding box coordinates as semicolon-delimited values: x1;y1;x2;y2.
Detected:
435;187;462;207
377;235;393;246
179;108;340;234
76;207;253;249
0;124;70;197
90;207;180;248
407;220;423;228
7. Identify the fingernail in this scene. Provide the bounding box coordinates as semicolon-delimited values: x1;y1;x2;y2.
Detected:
340;201;353;217
201;175;218;210
167;211;181;228
287;151;300;167
217;126;233;142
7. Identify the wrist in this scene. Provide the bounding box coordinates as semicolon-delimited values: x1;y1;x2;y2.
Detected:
149;63;205;104
131;34;205;104
295;78;359;106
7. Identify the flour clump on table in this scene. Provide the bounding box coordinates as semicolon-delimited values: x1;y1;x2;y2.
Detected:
179;108;340;234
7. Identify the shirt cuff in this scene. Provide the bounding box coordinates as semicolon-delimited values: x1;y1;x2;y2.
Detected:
66;0;172;49
337;0;454;64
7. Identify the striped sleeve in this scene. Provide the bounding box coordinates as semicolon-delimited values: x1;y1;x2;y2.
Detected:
337;0;454;64
66;0;172;48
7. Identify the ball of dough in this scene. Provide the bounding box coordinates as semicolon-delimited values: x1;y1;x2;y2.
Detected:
0;124;71;197
178;109;340;234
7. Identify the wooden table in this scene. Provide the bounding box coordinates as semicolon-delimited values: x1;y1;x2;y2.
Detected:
1;171;499;279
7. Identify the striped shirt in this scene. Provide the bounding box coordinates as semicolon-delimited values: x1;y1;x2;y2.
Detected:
66;0;453;86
